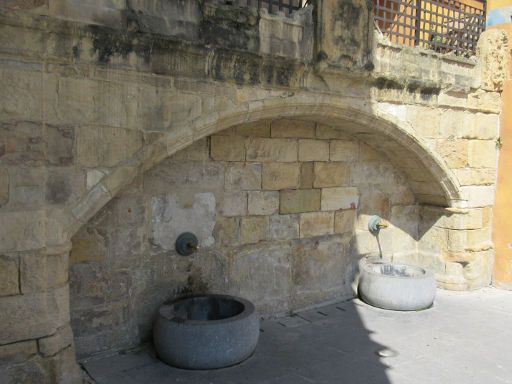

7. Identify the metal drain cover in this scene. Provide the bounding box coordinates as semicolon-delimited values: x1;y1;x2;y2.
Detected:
375;348;398;358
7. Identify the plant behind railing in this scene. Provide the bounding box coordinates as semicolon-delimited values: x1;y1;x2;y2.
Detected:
373;0;486;57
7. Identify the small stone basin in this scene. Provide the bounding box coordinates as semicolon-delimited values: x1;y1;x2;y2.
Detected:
153;294;259;369
358;258;436;311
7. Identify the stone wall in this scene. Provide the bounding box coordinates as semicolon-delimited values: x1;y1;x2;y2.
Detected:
0;0;507;381
69;118;418;358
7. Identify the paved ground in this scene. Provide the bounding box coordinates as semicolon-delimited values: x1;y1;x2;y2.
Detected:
83;288;512;384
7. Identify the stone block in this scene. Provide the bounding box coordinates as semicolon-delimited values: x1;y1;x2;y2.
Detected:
468;140;497;168
316;124;352;140
300;162;314;189
240;216;268;244
280;189;321;214
334;210;356;234
213;217;239;246
38;325;74;357
455;168;496;186
70;226;107;265
436;139;468;168
225;163;262;191
269;214;300;240
246;138;297;162
0;210;45;252
145;159;225;195
358;187;390;219
473;113;499;140
271;119;315;138
321;187;359;211
46;125;74;166
407;106;441;138
0;340;37;366
45;168;85;205
76;126;143;167
0;121;45;166
461;186;495;207
329;140;359;161
298;139;329;161
0;255;19;297
220;191;247;217
151;193;217;249
262;163;300;190
359;143;380;161
171;138;209;161
228;244;290;313
20;252;68;293
0;168;8;207
0;285;70;344
291;237;353;298
235;120;271;137
313;162;350;188
248;191;279;216
210;135;245;161
9;167;44;207
299;212;334;237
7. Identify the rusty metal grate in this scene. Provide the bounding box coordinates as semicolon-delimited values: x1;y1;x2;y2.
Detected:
207;0;312;16
373;0;486;56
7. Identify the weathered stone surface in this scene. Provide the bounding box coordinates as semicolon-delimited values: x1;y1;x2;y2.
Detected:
228;244;291;313
436;139;468;168
76;126;142;167
330;140;359;161
468;140;497;168
0;255;19;296
271;119;315;138
477;29;509;92
248;191;279;216
291;237;353;304
298;139;329;161
171;138;209;161
214;217;239;246
299;212;334;237
262;163;300;190
210;135;245;161
20;252;68;293
46;125;74;166
225;163;261;191
246;138;297;162
220;191;247;217
313;162;350;187
235;120;271;137
70;226;107;265
0;167;8;207
321;187;359;211
299;162;314;189
37;325;74;358
316;124;353;140
269;214;300;240
0;285;70;344
151;193;216;249
334;209;356;234
0;340;37;366
280;189;320;214
240;216;268;244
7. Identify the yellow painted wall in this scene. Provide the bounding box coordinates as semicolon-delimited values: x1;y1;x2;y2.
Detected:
492;24;512;289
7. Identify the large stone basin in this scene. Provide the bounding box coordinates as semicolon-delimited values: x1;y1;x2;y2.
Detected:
358;258;436;311
153;294;259;369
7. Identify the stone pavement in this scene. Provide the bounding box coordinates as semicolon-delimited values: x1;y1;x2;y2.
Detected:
82;288;512;384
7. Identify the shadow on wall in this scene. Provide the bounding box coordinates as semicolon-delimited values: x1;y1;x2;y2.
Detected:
82;299;393;384
68;113;459;363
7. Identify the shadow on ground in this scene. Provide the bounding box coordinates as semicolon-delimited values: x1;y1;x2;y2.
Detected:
82;298;392;384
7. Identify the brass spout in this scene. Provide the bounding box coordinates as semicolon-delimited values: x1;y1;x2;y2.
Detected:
377;222;388;229
187;243;200;251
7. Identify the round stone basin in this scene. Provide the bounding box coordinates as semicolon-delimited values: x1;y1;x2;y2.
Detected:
358;258;436;311
153;294;259;370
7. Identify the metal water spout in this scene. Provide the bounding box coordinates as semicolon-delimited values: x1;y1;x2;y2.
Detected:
368;215;388;235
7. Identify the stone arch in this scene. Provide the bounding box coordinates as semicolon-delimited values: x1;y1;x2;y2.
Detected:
49;95;463;246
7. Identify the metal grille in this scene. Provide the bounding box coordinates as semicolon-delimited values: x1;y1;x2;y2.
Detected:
207;0;311;16
373;0;486;57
